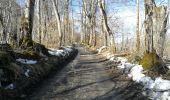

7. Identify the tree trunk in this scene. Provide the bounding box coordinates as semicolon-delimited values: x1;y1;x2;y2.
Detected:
98;0;115;53
71;1;74;43
20;0;35;48
144;0;168;57
64;0;69;45
27;0;35;39
51;0;62;47
144;0;155;53
156;6;168;57
80;4;84;43
141;0;168;74
136;0;140;52
37;0;41;43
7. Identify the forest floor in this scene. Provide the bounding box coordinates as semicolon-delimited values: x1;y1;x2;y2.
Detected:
26;47;149;100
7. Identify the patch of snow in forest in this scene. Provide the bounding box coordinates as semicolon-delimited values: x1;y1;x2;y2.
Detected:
97;46;107;53
109;56;170;100
25;69;30;77
153;78;170;91
16;58;37;64
0;41;7;44
110;56;116;61
5;83;15;90
129;65;145;82
106;53;112;59
48;49;65;56
124;63;135;74
140;76;154;89
64;47;73;52
48;47;73;56
167;65;170;69
117;57;128;63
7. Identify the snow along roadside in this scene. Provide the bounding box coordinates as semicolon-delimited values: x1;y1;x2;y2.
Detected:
48;46;73;57
107;53;170;100
15;46;74;65
3;46;76;90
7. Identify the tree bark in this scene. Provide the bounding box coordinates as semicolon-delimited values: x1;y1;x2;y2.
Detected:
51;0;62;46
144;0;155;53
156;6;168;57
144;0;168;57
98;0;115;53
27;0;35;39
63;0;69;45
136;0;140;52
37;0;41;43
19;0;35;48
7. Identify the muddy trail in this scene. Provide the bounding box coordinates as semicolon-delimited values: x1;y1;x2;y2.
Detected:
27;47;149;100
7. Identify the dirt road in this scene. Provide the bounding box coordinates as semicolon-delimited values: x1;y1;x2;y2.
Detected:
27;47;149;100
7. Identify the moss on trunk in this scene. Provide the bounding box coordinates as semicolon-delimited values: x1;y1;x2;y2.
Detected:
139;52;168;74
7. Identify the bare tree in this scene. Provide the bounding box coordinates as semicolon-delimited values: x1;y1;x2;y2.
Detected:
136;0;140;52
144;0;155;53
144;0;168;57
37;0;41;43
51;0;62;46
63;0;70;45
156;6;168;57
19;0;35;48
98;0;115;53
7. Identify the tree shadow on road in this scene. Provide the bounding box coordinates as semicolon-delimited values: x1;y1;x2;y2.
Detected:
92;81;150;100
48;74;121;97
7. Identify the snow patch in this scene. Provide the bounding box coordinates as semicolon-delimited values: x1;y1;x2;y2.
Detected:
0;41;7;44
97;46;107;53
153;77;170;91
16;58;37;64
110;56;116;61
167;65;170;69
48;49;65;56
129;65;145;82
5;83;15;90
25;69;30;78
140;76;154;89
64;47;73;52
117;57;128;63
106;53;112;59
123;63;134;73
109;56;170;100
48;47;73;57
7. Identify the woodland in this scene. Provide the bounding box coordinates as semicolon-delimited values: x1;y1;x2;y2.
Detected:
0;0;170;100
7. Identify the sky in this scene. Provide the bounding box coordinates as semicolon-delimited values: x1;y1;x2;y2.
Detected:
111;0;169;40
16;0;25;7
16;0;169;40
